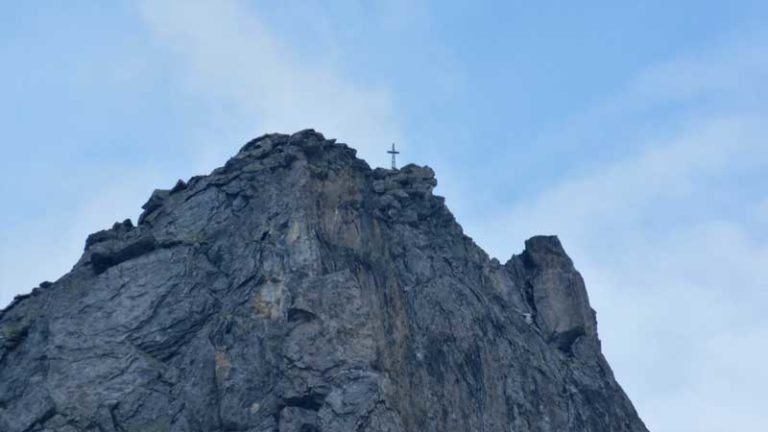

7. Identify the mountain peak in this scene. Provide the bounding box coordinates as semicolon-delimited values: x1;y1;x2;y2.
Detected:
229;129;362;173
0;131;647;432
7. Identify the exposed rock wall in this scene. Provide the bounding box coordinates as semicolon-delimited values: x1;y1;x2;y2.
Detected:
0;130;647;432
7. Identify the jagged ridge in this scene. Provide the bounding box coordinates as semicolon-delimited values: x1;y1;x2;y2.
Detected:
0;130;647;432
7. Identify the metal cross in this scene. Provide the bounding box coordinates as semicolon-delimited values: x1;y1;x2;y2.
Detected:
387;143;400;170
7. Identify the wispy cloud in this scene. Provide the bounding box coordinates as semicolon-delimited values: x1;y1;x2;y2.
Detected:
139;0;401;167
1;1;403;308
468;33;768;432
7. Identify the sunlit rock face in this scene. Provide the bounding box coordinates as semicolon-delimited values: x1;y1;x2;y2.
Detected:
0;130;648;432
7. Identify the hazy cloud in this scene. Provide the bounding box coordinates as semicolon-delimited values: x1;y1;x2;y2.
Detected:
139;0;401;167
1;0;403;308
467;35;768;432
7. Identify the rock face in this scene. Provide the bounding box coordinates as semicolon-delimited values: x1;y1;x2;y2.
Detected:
0;130;647;432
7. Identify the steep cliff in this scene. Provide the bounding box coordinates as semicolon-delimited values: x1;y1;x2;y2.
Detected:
0;130;647;432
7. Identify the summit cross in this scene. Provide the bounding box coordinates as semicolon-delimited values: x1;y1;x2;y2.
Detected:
387;143;400;170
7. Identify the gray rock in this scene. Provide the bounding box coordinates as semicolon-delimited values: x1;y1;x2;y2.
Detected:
0;129;648;431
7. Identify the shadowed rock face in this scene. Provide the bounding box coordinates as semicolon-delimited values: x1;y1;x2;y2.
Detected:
0;130;648;432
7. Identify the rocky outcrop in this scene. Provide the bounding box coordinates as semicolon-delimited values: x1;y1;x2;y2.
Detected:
0;130;647;431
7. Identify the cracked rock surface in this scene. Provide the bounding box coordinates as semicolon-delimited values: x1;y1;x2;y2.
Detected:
0;130;648;431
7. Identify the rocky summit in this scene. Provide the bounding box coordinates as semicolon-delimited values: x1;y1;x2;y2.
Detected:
0;130;647;432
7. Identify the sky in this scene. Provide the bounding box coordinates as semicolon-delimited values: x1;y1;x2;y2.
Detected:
1;1;767;430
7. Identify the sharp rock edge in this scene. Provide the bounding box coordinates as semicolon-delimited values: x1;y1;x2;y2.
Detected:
0;129;648;432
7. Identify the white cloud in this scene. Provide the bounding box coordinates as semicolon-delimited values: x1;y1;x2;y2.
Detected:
139;0;401;168
498;125;768;432
625;29;768;105
1;1;403;308
466;35;768;432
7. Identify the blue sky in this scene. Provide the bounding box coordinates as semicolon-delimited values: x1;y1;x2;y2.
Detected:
2;1;767;431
